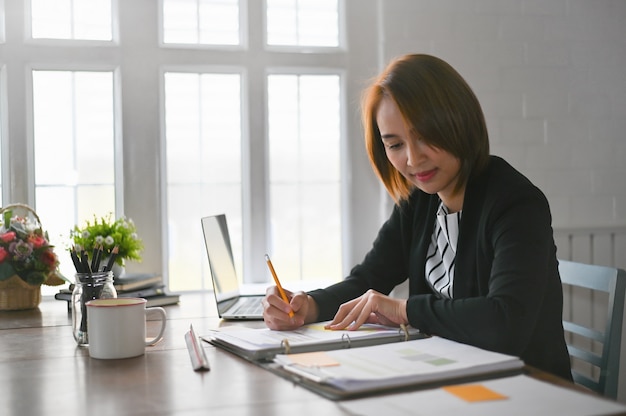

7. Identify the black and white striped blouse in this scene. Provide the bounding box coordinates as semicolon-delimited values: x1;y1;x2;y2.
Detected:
425;202;462;299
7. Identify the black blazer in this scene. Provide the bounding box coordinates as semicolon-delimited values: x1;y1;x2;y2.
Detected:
309;156;572;380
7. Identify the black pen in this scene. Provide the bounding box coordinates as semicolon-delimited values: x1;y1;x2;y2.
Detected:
70;247;82;273
80;251;92;275
93;244;103;272
104;246;119;272
90;246;99;271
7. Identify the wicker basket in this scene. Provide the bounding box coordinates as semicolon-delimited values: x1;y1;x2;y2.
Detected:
0;203;61;310
0;274;42;310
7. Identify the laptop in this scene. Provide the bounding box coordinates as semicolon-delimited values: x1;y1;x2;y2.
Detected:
201;214;265;320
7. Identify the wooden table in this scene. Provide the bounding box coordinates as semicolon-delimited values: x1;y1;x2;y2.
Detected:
0;294;621;416
0;294;350;415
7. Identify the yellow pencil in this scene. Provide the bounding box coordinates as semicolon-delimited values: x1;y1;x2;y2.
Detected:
265;254;294;318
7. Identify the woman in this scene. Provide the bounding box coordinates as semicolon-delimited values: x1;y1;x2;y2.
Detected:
262;54;572;380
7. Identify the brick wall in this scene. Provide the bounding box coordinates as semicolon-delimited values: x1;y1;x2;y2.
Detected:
379;0;626;228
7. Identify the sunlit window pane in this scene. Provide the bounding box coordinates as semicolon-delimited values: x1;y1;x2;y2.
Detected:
0;68;3;204
0;2;6;43
31;0;112;41
164;72;241;292
268;74;341;283
162;0;240;46
267;0;339;47
32;70;115;283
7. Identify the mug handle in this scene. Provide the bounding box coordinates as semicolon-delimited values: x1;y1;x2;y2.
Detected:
144;307;167;346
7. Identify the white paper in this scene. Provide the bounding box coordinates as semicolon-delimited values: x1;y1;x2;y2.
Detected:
205;321;416;350
339;374;626;416
275;336;524;392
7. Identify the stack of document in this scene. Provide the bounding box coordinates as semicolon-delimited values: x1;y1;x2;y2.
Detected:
272;336;524;398
203;322;424;361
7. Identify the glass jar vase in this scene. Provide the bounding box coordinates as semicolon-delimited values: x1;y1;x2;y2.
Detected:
72;271;117;346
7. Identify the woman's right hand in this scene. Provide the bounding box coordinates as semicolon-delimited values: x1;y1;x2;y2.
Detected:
262;286;318;330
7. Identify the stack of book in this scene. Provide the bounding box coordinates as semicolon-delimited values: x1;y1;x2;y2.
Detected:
55;273;180;309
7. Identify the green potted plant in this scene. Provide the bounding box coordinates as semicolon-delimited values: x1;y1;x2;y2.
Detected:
70;213;143;277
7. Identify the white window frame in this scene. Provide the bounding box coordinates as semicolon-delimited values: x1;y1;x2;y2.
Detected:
25;0;120;45
0;0;384;294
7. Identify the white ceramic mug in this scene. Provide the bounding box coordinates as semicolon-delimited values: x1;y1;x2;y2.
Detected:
86;298;167;359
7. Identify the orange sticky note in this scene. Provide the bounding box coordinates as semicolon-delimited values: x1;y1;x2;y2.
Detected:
443;384;508;402
286;352;340;367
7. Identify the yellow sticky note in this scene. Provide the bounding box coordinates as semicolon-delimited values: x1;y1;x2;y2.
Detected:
286;352;340;367
443;384;508;402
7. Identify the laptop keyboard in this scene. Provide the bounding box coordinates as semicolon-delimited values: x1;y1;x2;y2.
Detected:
232;298;263;315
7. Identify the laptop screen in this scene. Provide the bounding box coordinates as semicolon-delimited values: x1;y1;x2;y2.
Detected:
201;215;240;304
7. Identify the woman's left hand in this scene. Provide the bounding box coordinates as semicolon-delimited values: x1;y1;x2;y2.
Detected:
325;289;408;330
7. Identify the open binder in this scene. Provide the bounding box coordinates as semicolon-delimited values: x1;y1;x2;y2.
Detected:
202;321;425;362
268;336;525;400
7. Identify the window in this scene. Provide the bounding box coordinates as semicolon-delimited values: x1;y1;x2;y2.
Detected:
2;1;349;297
33;70;117;281
266;0;340;47
267;74;342;283
164;70;342;291
160;1;344;290
30;0;113;41
0;66;4;205
164;71;242;292
162;0;241;46
0;0;5;43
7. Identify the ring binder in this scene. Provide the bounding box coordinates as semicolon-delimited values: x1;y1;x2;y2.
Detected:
281;339;291;354
341;333;352;348
203;321;425;362
399;324;409;342
271;336;526;401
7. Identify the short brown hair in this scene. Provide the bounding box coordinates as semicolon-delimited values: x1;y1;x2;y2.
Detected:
362;54;490;204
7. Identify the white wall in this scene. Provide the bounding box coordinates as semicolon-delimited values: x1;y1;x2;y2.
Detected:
371;0;625;231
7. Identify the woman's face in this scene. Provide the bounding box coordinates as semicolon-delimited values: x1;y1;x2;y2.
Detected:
376;96;464;211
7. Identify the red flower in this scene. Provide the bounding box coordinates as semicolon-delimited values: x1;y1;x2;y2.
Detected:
40;250;58;267
0;231;16;243
0;247;8;263
28;235;46;248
